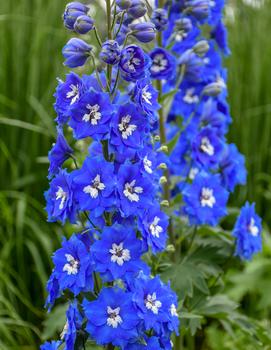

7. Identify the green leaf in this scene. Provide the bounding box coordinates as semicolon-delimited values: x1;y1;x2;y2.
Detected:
42;304;67;340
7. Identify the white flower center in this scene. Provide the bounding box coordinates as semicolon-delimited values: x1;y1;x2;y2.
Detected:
142;86;152;105
83;174;105;199
149;216;163;238
143;156;153;174
189;167;199;180
183;88;199;104
200;137;214;156
63;254;79;275
145;293;162;314
123;180;143;202
125;53;141;73
82;104;102;125
56;186;67;210
248;218;259;237
118;115;137;139
107;306;122;328
151;54;168;73
170;304;178;317
110;242;131;266
66;84;79;105
200;187;216;208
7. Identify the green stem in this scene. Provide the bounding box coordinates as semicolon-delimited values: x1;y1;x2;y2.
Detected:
106;0;112;91
102;140;110;161
93;26;103;47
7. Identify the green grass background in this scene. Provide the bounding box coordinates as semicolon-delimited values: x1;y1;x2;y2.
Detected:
0;0;270;348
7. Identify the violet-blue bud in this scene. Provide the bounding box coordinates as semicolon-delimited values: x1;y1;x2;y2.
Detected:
128;0;147;19
151;8;168;32
184;0;210;20
203;78;227;96
116;0;132;10
62;38;92;68
74;15;94;34
193;40;210;56
100;40;121;65
129;22;156;43
63;2;88;30
174;17;193;41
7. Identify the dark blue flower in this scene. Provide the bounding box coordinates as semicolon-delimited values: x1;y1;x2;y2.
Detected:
184;0;210;21
178;49;204;82
139;207;168;254
117;163;154;217
100;40;121;65
52;234;94;295
91;223;144;281
62;38;92;68
132;78;160;117
63;2;88;30
69;90;113;140
45;169;77;224
130;22;156;43
110;103;147;154
182;171;229;226
83;287;139;348
40;341;62;350
73;156;116;217
151;8;168;32
211;20;230;55
45;273;60;310
150;48;176;80
74;15;94;34
120;45;151;81
233;202;262;260
62;302;83;350
48;128;73;178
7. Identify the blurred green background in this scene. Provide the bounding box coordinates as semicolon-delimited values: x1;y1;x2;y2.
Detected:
0;0;270;349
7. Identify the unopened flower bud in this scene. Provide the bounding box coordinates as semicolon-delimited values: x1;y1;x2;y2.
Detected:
129;22;156;43
193;40;209;56
174;17;192;42
158;163;167;170
185;0;210;20
100;40;121;65
157;145;168;153
151;8;168;32
203;79;226;96
159;176;167;185
62;38;92;68
128;0;147;19
63;2;88;30
74;15;94;34
161;200;170;207
166;244;176;253
116;0;132;9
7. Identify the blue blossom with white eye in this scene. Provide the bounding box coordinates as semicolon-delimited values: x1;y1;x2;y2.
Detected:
119;45;151;81
182;171;229;226
132;78;160;117
61;301;83;350
48;128;73;178
45;169;77;224
110;103;147;154
91;223;144;282
83;287;140;348
139;207;168;254
40;341;62;350
52;234;94;295
233;202;262;261
73;156;116;217
62;38;92;68
220;144;247;192
69;90;113;140
192;127;224;168
149;48;176;80
117;163;154;217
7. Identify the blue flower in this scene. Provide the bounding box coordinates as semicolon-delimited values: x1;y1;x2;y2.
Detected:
100;40;121;65
45;273;60;310
69;90;113;140
220;144;247;192
62;302;83;350
182;171;229;226
73;156;116;217
62;38;92;68
83;287;139;348
117;163;154;217
48;128;73;178
192;127;224;168
91;223;144;281
151;9;168;32
120;45;151;81
130;22;156;43
74;15;94;34
45;169;77;224
211;20;230;55
178;49;204;82
233;202;262;260
150;48;176;80
40;341;62;350
124;336;164;350
128;0;147;19
110;103;147;154
63;2;88;30
132;78;160;117
139;207;168;254
52;234;94;295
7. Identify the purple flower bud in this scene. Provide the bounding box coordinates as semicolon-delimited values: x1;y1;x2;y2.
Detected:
129;22;156;43
116;0;132;10
184;0;210;20
193;40;210;56
63;2;88;30
174;17;193;41
203;78;227;97
62;38;92;68
128;0;147;19
151;8;168;31
74;15;94;34
100;40;121;65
